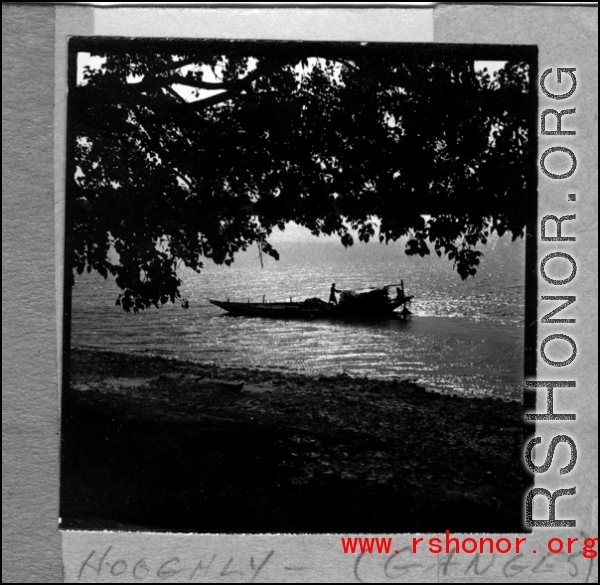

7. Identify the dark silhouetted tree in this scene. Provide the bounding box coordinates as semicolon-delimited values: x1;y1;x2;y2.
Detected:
68;39;533;312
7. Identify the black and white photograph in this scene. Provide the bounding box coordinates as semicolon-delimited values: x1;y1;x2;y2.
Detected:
60;37;538;534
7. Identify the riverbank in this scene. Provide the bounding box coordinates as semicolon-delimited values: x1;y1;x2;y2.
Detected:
61;348;529;533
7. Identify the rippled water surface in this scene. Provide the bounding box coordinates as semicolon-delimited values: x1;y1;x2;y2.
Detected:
71;233;526;400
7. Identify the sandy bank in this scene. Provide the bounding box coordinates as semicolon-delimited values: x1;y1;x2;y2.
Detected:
61;348;529;533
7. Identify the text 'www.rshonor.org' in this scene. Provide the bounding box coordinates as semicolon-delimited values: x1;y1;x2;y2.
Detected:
340;533;598;557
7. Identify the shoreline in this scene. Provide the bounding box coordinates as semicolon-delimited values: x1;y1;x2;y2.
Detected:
72;341;524;401
61;347;530;533
72;320;525;401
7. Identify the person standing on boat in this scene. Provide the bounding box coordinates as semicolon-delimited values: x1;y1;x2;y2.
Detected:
329;283;342;305
396;287;404;303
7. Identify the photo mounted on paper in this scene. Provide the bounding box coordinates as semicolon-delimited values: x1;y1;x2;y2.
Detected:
60;37;537;533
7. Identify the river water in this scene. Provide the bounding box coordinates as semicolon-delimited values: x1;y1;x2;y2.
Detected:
71;230;526;401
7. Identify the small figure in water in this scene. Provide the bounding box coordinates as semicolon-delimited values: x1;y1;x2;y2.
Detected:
329;283;342;305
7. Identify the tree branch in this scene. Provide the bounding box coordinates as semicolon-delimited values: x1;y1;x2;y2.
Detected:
164;85;188;105
187;89;238;110
174;170;193;190
151;58;202;76
130;65;267;110
336;58;360;72
135;54;362;112
160;74;237;91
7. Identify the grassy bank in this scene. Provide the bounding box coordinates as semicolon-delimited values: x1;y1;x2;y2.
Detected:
61;348;529;533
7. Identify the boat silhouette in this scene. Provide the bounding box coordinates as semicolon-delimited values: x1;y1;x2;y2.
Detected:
209;283;413;319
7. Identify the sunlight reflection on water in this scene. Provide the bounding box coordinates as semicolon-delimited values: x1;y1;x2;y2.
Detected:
71;235;526;400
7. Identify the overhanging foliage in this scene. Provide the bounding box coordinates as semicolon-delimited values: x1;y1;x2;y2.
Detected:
67;39;534;312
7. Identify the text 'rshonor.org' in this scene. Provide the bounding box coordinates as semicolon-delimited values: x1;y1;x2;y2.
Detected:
341;533;598;558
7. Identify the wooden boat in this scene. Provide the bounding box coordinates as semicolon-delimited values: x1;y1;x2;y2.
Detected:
208;299;328;318
209;283;413;319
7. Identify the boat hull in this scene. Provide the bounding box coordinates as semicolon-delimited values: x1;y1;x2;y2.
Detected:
208;299;408;319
